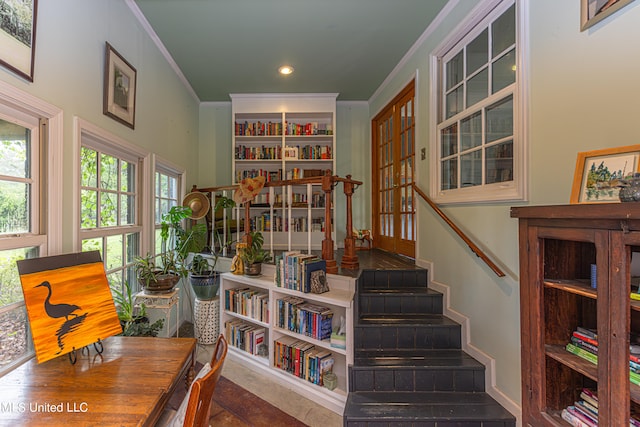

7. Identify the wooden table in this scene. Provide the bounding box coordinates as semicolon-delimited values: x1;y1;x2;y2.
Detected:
0;336;196;426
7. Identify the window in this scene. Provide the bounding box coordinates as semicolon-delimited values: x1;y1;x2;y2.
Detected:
154;165;182;257
432;0;525;203
0;81;62;374
78;121;147;294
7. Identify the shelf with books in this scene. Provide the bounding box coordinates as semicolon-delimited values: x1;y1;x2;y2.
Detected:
511;204;640;426
230;94;336;252
219;267;354;414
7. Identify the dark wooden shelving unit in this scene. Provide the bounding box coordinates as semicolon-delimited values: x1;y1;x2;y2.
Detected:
511;203;640;426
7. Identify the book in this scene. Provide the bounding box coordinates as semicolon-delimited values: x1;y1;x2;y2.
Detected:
566;343;597;365
566;405;597;427
561;407;592;427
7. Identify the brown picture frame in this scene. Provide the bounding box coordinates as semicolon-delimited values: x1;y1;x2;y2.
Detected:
581;0;636;31
103;42;137;129
570;144;640;204
0;0;37;81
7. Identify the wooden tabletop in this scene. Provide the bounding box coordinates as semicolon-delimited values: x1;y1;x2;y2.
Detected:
0;336;196;426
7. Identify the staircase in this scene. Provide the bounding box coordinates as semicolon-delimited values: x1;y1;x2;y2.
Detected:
343;269;516;427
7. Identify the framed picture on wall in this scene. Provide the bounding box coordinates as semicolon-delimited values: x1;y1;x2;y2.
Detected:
581;0;636;31
103;42;137;129
0;0;38;81
570;145;640;204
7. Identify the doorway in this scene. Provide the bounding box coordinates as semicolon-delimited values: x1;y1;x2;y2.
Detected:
372;81;416;258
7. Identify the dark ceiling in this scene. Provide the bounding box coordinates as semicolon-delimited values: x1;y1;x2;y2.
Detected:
131;0;450;102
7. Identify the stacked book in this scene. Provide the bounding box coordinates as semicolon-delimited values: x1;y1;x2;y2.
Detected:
276;296;333;341
275;252;327;293
224;287;269;323
566;327;640;386
560;388;640;426
273;336;335;386
224;319;266;357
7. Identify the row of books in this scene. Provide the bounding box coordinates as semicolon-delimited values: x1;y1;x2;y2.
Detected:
285;145;332;160
566;327;640;385
274;336;335;386
234;121;333;137
224;287;269;323
225;319;266;357
274;252;327;292
235;145;282;160
276;296;333;341
235;121;282;136
250;214;325;233
285;121;332;136
250;192;325;208
560;388;640;426
235;168;282;183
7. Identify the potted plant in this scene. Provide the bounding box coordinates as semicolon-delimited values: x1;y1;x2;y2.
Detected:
239;231;272;276
113;282;164;336
134;205;208;293
188;253;219;300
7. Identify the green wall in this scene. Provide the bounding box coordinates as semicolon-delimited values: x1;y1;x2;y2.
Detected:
0;0;200;251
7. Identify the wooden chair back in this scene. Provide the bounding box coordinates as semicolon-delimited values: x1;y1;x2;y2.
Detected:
182;335;228;427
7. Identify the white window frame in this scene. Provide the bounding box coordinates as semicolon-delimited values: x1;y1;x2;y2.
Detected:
153;157;186;258
429;0;528;204
74;118;151;291
0;80;63;374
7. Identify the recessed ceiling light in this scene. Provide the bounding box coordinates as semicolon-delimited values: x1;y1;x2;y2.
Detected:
278;65;294;75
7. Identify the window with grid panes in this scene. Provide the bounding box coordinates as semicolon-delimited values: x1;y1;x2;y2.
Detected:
433;1;524;203
0;112;44;373
79;131;142;294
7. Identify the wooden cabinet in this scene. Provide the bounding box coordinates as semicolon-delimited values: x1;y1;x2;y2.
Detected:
511;203;640;426
230;94;337;250
219;264;354;414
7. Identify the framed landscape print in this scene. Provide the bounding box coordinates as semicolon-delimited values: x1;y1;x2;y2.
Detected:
0;0;37;81
17;251;122;363
581;0;636;31
570;145;640;204
103;42;137;129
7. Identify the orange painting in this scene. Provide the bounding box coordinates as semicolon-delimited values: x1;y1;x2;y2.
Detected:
17;251;122;363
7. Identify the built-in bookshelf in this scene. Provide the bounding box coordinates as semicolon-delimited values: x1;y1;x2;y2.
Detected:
230;94;337;250
220;265;354;415
511;204;640;426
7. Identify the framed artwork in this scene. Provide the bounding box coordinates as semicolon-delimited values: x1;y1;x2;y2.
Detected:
0;0;37;81
581;0;636;31
103;42;137;129
570;144;640;204
17;251;122;363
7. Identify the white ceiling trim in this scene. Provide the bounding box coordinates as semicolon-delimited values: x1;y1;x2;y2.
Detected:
125;0;200;103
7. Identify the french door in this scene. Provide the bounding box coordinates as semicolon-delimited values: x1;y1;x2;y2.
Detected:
372;81;415;258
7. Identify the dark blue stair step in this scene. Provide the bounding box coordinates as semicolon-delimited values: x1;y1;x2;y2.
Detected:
359;288;443;316
358;313;456;325
359;269;428;290
354;349;483;368
344;391;516;426
355;319;461;351
350;350;485;393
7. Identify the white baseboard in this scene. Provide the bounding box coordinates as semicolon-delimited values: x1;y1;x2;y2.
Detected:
416;258;522;427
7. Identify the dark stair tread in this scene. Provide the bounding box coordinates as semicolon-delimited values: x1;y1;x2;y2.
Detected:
359;287;438;295
353;349;484;368
344;391;515;422
358;313;459;325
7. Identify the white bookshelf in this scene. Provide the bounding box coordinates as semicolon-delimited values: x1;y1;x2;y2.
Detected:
230;94;337;251
220;264;354;415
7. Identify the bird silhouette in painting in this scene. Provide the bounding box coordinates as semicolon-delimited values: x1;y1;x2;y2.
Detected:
35;280;87;354
35;281;81;321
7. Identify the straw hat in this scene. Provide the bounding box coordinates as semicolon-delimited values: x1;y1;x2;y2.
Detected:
233;176;266;204
182;192;210;220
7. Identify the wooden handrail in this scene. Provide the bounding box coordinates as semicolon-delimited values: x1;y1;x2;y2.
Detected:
412;183;505;278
